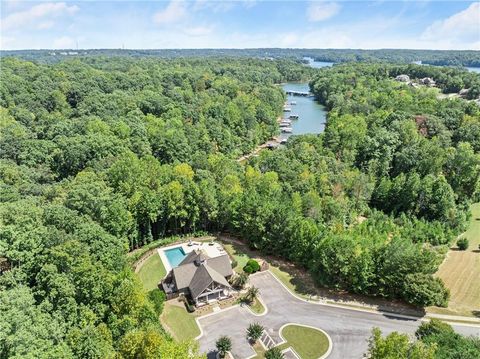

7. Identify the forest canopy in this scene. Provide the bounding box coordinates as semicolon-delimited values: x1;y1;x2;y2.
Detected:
1;56;479;358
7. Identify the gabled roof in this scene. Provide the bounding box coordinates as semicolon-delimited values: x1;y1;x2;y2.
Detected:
179;249;209;266
171;252;233;298
205;255;233;277
188;263;230;298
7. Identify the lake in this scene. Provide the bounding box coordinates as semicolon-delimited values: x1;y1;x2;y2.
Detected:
280;59;331;140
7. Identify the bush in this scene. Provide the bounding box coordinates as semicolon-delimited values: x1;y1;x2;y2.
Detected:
231;259;238;269
265;347;284;359
184;301;195;313
243;259;260;273
216;335;232;358
457;238;469;250
147;289;166;315
402;273;450;307
246;322;264;342
243;265;254;274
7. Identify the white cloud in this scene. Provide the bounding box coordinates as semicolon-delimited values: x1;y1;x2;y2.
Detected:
307;1;340;22
152;1;187;25
37;21;55;30
53;35;75;49
421;2;480;44
2;2;78;31
183;25;214;37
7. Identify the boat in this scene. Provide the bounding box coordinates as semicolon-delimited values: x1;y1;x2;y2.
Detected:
280;123;290;128
281;127;293;133
280;138;288;144
283;107;292;112
290;101;297;105
280;119;292;124
289;114;299;120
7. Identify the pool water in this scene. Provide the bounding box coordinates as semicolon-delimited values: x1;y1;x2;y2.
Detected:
164;247;187;268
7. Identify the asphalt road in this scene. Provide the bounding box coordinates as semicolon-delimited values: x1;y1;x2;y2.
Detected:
197;271;480;359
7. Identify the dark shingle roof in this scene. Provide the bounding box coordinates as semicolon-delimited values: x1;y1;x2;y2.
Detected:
172;252;233;298
179;250;209;266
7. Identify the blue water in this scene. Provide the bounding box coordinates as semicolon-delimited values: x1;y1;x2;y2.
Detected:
165;247;187;268
279;59;332;140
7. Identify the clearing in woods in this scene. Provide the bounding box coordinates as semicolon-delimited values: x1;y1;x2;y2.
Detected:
429;203;480;317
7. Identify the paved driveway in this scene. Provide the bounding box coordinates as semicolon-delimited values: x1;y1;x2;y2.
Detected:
197;271;480;359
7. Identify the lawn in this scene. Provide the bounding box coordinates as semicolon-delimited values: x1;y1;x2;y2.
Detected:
161;301;200;341
136;252;166;292
222;239;315;300
429;203;480;317
248;297;265;315
223;243;252;273
281;324;330;359
251;325;330;359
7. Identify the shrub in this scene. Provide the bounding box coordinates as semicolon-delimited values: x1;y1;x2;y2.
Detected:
234;272;249;289
265;347;285;359
147;289;166;315
243;259;260;273
243;265;254;274
216;336;232;358
231;259;238;269
402;273;450;307
246;322;264;342
184;301;195;313
457;238;469;250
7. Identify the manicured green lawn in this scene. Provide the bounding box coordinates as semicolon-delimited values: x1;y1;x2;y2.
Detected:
249;297;265;314
223;243;251;273
136;253;166;292
162;302;200;341
281;324;330;359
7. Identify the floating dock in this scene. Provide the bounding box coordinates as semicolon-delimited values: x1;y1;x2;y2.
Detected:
286;90;311;97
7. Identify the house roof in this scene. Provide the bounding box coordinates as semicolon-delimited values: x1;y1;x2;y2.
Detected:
179;249;209;266
172;251;233;298
188;263;231;298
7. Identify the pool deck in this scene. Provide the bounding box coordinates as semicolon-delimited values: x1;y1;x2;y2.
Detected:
157;241;228;274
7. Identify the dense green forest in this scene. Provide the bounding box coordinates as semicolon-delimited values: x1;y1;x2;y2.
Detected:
367;319;480;359
3;48;480;67
1;56;479;358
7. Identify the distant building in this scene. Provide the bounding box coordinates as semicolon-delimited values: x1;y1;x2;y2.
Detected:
395;74;410;82
421;77;436;87
459;88;470;98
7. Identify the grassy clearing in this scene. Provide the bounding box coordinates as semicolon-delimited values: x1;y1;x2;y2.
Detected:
223;243;252;273
281;325;330;359
429;203;480;317
161;301;200;341
136;253;166;292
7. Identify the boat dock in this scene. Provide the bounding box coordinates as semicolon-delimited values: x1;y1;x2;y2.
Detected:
285;90;311;97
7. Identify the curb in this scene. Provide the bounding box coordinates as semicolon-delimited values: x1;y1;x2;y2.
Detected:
278;323;333;359
259;270;480;328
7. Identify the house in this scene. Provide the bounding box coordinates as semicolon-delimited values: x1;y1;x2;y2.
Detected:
421;77;436;87
395;74;410;82
162;249;233;305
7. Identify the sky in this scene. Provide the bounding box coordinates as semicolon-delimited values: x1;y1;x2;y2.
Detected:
1;0;479;50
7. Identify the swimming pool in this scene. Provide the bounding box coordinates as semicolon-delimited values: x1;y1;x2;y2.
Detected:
164;246;187;268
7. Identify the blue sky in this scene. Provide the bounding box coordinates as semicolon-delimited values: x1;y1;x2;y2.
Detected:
1;1;479;50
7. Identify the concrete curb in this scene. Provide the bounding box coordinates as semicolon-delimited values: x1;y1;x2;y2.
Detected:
278;323;333;359
243;294;268;317
259;270;480;328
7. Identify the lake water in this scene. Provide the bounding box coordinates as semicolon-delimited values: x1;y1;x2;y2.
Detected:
280;59;331;140
466;67;480;74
